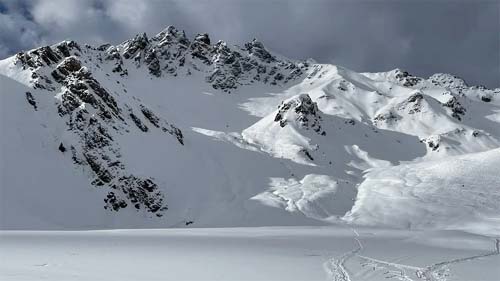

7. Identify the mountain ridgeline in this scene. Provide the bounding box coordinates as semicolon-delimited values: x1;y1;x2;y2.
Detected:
0;26;499;230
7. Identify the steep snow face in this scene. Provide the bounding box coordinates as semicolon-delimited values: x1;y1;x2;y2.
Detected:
241;93;425;166
0;27;314;229
1;26;500;231
0;75;110;229
345;149;500;232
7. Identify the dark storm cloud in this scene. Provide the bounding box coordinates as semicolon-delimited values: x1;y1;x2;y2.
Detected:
0;0;498;87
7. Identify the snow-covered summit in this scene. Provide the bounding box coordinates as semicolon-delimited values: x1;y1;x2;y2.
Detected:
273;94;324;134
6;25;306;94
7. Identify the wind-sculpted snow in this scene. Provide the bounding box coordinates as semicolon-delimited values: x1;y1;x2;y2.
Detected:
345;149;500;231
241;93;426;166
1;26;500;231
251;174;356;221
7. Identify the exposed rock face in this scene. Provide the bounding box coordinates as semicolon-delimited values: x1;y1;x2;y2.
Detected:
9;26;307;218
426;73;499;105
429;73;468;89
443;96;466;120
105;26;307;92
52;61;170;216
3;24;500;231
104;45;128;76
397;92;425;114
15;41;82;91
421;135;441;151
194;33;211;45
244;39;275;63
17;46;60;68
122;33;149;60
393;69;422;87
373;111;400;124
13;40;191;217
140;105;184;145
336;79;354;91
373;92;428;126
274;94;325;135
25;92;37;110
16;41;81;69
481;95;492;102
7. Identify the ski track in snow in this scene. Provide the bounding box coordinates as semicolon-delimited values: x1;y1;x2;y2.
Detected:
416;238;500;281
325;230;500;281
357;253;421;281
324;229;363;281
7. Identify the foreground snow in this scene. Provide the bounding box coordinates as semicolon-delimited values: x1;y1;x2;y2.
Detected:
1;226;499;281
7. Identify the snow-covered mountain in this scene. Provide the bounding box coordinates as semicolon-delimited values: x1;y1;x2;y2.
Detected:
1;26;499;232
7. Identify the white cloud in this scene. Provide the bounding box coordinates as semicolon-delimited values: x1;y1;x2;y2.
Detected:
0;11;41;57
104;0;149;30
31;0;83;27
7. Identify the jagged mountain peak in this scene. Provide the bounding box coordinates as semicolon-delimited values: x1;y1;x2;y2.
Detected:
8;26;307;94
194;33;211;45
387;68;423;87
154;25;186;39
1;25;500;231
274;94;324;135
428;72;468;88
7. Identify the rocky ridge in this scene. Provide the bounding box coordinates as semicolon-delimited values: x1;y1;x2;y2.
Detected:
7;26;307;217
1;25;500;229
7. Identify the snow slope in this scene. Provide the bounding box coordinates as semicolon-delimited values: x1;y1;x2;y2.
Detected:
1;227;499;281
0;74;111;229
1;26;500;232
345;149;500;234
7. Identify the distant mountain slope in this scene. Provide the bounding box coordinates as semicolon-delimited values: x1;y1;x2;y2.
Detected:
1;26;499;231
344;148;500;232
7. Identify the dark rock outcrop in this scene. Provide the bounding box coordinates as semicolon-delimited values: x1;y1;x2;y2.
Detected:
443;96;466;120
274;94;325;135
25;92;37;110
7;26;311;217
394;69;422;87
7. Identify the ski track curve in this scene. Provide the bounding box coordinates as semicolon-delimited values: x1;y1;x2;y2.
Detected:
325;230;499;281
357;254;421;281
324;229;363;281
416;238;500;281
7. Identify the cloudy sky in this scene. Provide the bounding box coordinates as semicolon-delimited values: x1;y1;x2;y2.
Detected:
0;0;498;87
